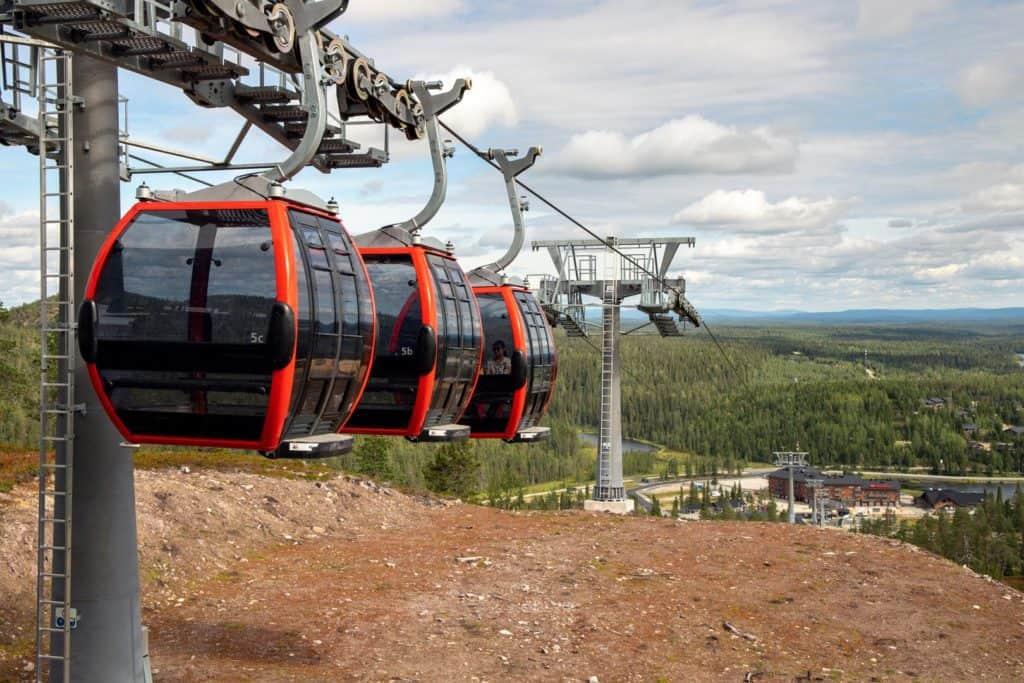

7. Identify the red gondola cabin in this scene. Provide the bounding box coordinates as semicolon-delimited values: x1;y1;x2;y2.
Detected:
343;241;483;440
460;284;557;441
78;200;376;452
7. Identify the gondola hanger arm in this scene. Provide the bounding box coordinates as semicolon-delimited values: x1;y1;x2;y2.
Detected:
479;146;542;276
387;78;472;236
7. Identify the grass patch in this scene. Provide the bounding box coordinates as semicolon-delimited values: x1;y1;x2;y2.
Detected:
0;449;37;495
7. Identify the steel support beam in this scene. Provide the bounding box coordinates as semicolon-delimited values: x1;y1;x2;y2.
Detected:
62;54;147;682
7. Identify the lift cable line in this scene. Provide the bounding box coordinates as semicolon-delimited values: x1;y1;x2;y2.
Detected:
439;119;740;377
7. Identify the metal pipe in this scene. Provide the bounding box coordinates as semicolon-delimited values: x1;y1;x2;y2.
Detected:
129;161;276;175
121;138;219;165
126;154;215;187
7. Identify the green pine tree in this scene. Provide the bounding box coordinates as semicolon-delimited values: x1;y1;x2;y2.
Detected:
650;496;662;516
356;436;394;480
424;441;481;499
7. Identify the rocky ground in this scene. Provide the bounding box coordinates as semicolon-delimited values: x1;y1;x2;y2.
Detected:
2;468;1024;682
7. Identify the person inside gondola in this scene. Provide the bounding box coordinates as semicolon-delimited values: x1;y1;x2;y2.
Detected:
486;340;511;376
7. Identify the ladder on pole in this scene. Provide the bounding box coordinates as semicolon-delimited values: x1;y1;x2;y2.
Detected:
596;248;619;500
35;46;76;683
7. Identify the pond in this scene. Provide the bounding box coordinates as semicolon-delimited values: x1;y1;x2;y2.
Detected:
579;433;659;454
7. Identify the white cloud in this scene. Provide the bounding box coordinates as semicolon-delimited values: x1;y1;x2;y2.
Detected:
963;183;1024;213
955;56;1024;108
341;0;464;23
672;189;846;233
550;116;797;179
910;263;966;284
424;66;517;138
964;253;1024;281
857;0;951;37
380;1;840;130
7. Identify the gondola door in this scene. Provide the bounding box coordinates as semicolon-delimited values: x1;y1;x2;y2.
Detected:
281;209;376;439
513;290;558;430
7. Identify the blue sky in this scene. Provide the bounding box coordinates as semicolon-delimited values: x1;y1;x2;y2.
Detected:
2;0;1023;311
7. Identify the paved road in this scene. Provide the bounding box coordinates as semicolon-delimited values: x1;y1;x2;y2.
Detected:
631;469;775;514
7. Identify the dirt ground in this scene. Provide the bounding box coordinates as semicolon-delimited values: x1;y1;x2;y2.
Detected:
2;469;1024;682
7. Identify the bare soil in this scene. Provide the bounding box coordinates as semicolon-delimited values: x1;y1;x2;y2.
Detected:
2;469;1024;682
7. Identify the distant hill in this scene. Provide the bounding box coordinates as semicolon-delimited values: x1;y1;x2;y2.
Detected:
655;307;1024;326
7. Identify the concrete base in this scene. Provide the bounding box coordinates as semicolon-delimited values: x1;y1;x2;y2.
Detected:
584;499;635;515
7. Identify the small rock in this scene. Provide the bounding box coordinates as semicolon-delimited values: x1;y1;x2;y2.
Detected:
498;629;513;636
972;604;981;610
588;677;600;683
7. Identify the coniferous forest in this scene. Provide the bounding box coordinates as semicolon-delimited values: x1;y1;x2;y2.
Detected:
2;299;1024;494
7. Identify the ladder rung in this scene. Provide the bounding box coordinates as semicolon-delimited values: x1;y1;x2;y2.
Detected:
39;572;67;578
38;599;69;606
39;545;68;551
37;649;69;655
39;458;69;464
41;491;68;497
40;519;68;525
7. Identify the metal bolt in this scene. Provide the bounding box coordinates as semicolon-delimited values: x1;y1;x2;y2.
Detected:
135;182;152;201
326;197;339;214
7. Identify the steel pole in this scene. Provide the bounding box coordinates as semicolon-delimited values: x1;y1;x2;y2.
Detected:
63;55;147;682
787;466;795;524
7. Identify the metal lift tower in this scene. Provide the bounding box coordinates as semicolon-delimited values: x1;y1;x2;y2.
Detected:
532;237;699;514
773;450;808;524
